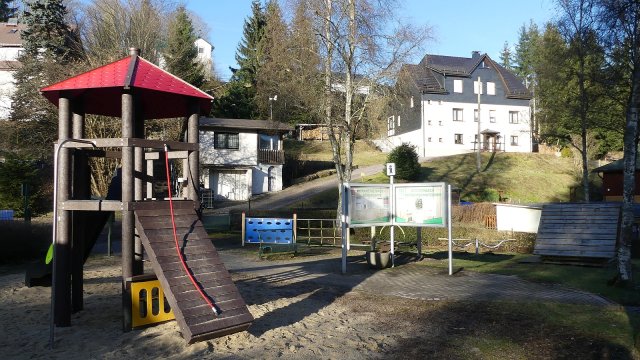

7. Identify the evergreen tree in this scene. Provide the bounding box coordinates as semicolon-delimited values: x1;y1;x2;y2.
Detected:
233;0;266;87
7;0;80;158
255;0;289;120
513;21;541;85
213;0;265;118
21;0;76;59
0;0;19;21
499;41;512;70
164;6;205;88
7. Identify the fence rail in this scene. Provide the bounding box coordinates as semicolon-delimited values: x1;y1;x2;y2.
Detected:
296;218;340;246
258;149;285;164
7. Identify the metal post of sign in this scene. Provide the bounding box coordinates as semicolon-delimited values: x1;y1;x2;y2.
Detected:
448;184;453;275
341;184;348;274
389;174;395;267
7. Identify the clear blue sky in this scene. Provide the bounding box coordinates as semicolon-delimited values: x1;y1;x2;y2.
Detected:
186;0;556;81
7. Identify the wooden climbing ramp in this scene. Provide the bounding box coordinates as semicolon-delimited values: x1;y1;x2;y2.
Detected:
534;202;621;261
134;201;253;343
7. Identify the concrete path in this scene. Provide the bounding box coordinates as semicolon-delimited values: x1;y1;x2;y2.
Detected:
207;163;384;213
218;249;614;307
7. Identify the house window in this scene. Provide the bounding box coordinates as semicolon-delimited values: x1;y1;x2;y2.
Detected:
427;99;431;105
453;108;463;121
259;134;280;150
474;109;479;122
509;111;519;124
487;82;496;95
410;97;414;108
438;120;443;126
198;47;204;54
511;135;519;146
453;79;463;93
454;134;463;144
489;110;496;123
474;80;483;94
427;120;432;126
438;138;443;143
428;137;432;142
214;132;239;149
387;116;395;136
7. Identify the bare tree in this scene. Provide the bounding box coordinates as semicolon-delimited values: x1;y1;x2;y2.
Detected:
555;0;605;202
598;0;640;283
80;0;175;196
309;0;431;215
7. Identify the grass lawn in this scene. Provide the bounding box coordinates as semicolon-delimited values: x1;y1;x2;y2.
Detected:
285;139;387;167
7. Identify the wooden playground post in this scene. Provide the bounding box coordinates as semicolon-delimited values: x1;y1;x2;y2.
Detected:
71;101;87;313
187;100;200;203
54;95;72;327
133;92;145;276
121;89;135;331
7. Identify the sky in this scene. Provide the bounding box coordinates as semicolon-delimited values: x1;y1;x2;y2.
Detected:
186;0;557;81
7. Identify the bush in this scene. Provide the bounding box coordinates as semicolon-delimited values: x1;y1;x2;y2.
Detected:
0;219;51;264
386;143;421;181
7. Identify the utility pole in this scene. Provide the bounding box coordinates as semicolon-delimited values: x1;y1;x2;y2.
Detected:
269;95;277;121
476;76;482;172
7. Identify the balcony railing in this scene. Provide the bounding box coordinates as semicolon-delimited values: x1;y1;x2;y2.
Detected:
258;148;285;164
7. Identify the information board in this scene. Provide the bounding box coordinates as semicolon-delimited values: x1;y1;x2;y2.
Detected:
394;183;447;227
347;184;391;226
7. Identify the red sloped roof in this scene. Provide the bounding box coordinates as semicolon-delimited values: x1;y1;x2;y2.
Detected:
41;55;213;119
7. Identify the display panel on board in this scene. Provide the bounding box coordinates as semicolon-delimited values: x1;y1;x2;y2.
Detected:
394;183;447;227
347;184;392;227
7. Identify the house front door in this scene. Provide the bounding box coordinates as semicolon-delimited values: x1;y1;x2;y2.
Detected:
210;170;249;201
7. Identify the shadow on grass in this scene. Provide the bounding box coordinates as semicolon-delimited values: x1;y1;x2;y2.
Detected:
426;251;515;263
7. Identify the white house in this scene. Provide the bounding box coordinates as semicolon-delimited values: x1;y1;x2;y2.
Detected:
388;51;532;157
0;20;24;119
194;38;214;80
199;117;293;201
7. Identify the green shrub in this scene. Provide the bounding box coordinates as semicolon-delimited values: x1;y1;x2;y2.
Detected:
0;220;51;264
386;143;421;181
560;147;573;158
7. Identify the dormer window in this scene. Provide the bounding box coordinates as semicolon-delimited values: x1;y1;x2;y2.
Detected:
453;79;463;93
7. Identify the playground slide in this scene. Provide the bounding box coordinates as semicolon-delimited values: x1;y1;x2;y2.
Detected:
134;201;253;343
24;172;122;287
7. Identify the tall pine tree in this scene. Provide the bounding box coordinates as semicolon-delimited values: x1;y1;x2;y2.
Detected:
0;0;18;21
8;0;81;158
212;0;265;118
164;6;205;88
233;0;266;87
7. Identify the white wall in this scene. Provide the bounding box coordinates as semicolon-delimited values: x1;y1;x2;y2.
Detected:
496;204;541;233
200;130;257;166
389;99;532;158
0;70;15;119
208;169;251;201
194;38;213;79
252;164;283;195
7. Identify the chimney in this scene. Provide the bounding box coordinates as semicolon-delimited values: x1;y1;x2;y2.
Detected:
129;47;140;56
472;51;481;59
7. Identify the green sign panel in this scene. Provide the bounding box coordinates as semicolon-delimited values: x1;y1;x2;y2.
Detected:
394;184;446;227
348;185;391;226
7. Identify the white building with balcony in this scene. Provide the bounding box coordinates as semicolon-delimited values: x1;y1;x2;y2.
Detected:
388;51;532;157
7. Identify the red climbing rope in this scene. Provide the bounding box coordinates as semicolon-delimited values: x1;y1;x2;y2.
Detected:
164;144;219;316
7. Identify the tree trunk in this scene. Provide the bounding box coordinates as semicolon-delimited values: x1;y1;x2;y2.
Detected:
619;63;640;282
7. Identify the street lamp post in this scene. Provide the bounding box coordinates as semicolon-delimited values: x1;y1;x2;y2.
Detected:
269;95;278;120
476;76;482;172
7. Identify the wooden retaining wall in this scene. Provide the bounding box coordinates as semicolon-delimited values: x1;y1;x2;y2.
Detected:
533;202;620;259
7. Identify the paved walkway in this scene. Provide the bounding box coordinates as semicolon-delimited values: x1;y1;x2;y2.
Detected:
218;249;614;306
207;163;384;213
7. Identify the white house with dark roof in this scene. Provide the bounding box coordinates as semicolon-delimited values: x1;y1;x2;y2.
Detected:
199;117;293;202
388;51;532;157
0;20;25;119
